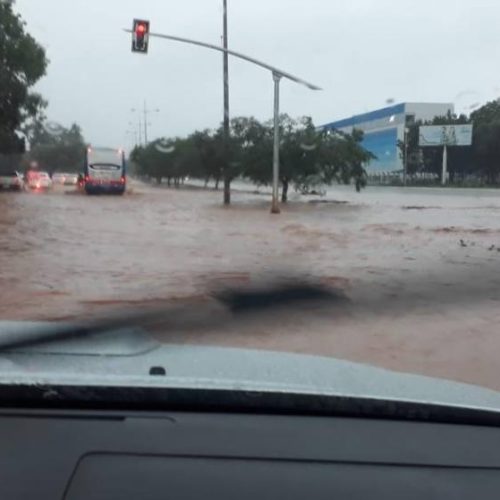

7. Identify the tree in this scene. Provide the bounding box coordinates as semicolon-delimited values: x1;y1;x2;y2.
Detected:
238;117;273;188
317;128;372;192
171;136;203;186
131;136;204;186
397;121;422;176
130;142;170;184
471;100;500;184
243;116;371;199
279;116;319;201
134;115;373;201
29;123;86;173
241;115;319;201
0;0;48;154
190;129;224;188
130;145;148;177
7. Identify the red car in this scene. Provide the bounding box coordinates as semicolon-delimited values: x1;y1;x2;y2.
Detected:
26;170;52;190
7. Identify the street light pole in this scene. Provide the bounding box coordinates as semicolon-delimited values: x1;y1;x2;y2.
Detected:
271;72;281;214
222;0;230;205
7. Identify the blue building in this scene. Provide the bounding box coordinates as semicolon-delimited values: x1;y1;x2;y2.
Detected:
321;102;453;174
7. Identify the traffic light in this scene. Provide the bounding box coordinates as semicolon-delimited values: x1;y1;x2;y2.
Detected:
132;19;150;53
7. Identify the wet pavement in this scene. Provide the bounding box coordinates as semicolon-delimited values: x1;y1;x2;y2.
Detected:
1;180;500;390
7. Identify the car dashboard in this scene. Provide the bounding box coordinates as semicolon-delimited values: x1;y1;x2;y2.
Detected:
2;404;500;499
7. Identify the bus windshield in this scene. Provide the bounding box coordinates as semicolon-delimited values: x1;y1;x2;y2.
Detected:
86;147;125;181
87;147;123;168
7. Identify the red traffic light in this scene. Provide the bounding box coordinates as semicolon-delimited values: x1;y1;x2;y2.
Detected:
131;19;150;54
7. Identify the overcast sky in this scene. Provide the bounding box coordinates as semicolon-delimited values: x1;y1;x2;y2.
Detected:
14;0;500;151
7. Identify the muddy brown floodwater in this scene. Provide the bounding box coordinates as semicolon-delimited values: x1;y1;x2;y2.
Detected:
1;181;500;391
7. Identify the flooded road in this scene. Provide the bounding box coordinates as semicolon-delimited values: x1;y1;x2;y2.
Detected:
1;181;500;390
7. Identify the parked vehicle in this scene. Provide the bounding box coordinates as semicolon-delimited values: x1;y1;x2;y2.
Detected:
52;172;79;186
0;171;23;191
51;173;66;185
64;173;79;186
26;171;52;190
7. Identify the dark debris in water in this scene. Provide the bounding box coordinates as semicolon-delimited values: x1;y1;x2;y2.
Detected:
215;282;344;313
308;200;348;205
402;206;441;210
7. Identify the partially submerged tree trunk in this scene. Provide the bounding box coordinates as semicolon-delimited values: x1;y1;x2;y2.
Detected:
281;178;289;203
223;176;231;205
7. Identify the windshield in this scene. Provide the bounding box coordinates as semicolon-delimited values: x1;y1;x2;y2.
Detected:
2;0;500;405
88;148;123;167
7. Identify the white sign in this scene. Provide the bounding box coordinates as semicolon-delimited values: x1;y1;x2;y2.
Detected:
419;124;473;147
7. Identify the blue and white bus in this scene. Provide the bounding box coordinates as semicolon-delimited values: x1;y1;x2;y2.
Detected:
84;146;126;195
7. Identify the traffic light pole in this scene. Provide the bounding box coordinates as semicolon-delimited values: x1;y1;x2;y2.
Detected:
222;0;230;205
125;27;321;213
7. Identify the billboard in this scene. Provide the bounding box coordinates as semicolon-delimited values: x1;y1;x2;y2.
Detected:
419;124;473;147
362;128;400;172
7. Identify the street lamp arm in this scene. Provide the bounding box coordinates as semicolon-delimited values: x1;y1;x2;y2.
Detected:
123;29;322;91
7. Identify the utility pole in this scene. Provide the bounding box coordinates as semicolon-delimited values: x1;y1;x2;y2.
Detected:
132;102;159;146
138;116;143;145
130;110;143;145
222;0;230;205
403;127;409;186
271;73;281;213
143;100;148;144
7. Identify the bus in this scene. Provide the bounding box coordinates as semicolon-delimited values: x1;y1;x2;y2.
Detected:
84;146;126;195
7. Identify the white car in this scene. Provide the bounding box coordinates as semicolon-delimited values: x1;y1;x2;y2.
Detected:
63;173;79;186
26;171;52;190
52;172;79;186
51;172;67;185
0;171;23;191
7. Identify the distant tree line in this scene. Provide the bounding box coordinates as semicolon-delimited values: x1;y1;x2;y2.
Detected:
399;100;500;185
27;122;86;174
130;115;373;202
